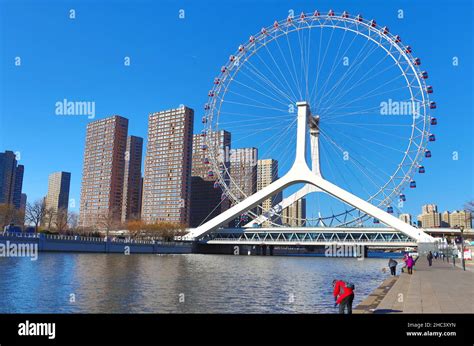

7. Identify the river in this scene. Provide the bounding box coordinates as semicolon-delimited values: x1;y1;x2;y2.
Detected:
0;253;394;313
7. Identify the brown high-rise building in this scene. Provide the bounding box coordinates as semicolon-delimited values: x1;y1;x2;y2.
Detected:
45;171;71;217
282;198;306;227
190;130;231;227
141;106;194;225
229;148;258;202
79;116;128;228
121;136;143;222
228;148;258;226
257;159;282;226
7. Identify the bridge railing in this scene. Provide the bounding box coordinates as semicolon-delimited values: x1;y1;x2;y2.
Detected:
0;232;190;246
208;237;415;243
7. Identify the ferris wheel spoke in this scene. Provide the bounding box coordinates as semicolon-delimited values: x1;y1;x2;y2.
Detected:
242;54;297;104
256;42;298;103
309;25;325;108
271;37;302;101
320;129;381;201
323;52;400;110
316;36;384;112
219;111;294;119
313;33;375;111
303;23;313;101
324;120;409;141
295;27;310;101
259;118;297;159
323;67;406;115
323;126;398;181
226;86;289;110
284;32;304;100
236;67;295;106
324;121;410;127
219;118;293;130
310;26;336;106
228;122;292;146
322;104;385;120
320;127;392;199
312;28;353;108
220;100;288;112
323;39;399;105
323;87;407;119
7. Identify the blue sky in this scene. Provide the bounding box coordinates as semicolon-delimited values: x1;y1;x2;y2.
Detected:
0;0;472;220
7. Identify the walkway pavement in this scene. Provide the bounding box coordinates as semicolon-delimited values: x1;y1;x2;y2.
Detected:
355;257;474;313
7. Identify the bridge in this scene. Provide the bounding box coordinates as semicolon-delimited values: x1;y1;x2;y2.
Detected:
193;227;471;247
199;227;418;247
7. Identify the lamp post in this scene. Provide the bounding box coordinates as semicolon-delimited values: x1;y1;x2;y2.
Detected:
460;225;465;271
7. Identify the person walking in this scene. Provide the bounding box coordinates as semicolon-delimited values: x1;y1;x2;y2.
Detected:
406;255;415;274
427;251;433;266
332;279;355;314
388;258;398;276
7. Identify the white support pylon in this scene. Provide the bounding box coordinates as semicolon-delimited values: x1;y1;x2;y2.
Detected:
244;113;321;227
184;102;434;243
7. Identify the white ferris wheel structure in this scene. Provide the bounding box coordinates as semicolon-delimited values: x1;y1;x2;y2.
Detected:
185;10;438;243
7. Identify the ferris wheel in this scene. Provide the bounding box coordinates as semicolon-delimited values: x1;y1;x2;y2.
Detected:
200;10;437;228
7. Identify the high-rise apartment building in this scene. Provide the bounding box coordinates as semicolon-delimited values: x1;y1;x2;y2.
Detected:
121;136;143;222
190;130;231;227
20;193;27;213
79;116;128;228
282;198;306;227
418;204;441;228
45;171;71;214
142;106;194;225
228;148;258;226
449;210;472;229
229;148;258;202
422;204;438;214
12;164;24;209
399;213;412;225
0;151;24;209
257;159;282;226
441;211;450;227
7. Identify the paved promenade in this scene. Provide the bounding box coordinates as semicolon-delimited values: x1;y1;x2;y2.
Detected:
355;257;474;313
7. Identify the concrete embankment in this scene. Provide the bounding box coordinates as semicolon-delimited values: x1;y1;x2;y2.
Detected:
355;257;474;313
0;233;194;254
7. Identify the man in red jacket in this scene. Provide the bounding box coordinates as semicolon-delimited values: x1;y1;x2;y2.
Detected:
333;279;355;314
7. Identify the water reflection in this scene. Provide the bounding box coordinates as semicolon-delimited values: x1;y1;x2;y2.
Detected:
0;254;390;313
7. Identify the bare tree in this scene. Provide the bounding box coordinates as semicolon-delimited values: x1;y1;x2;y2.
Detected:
25;199;46;233
55;208;69;233
97;208;122;239
68;212;79;231
43;207;56;231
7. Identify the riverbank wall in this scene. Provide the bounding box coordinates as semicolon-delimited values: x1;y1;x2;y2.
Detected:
0;232;194;254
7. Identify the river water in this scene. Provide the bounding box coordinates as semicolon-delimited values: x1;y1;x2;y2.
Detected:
0;253;393;313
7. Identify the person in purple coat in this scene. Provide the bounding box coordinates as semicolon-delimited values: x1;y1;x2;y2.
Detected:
406;255;415;274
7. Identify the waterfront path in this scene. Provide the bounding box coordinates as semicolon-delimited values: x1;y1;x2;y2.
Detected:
355;257;474;313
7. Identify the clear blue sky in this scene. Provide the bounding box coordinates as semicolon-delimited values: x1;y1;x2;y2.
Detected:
0;0;472;220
